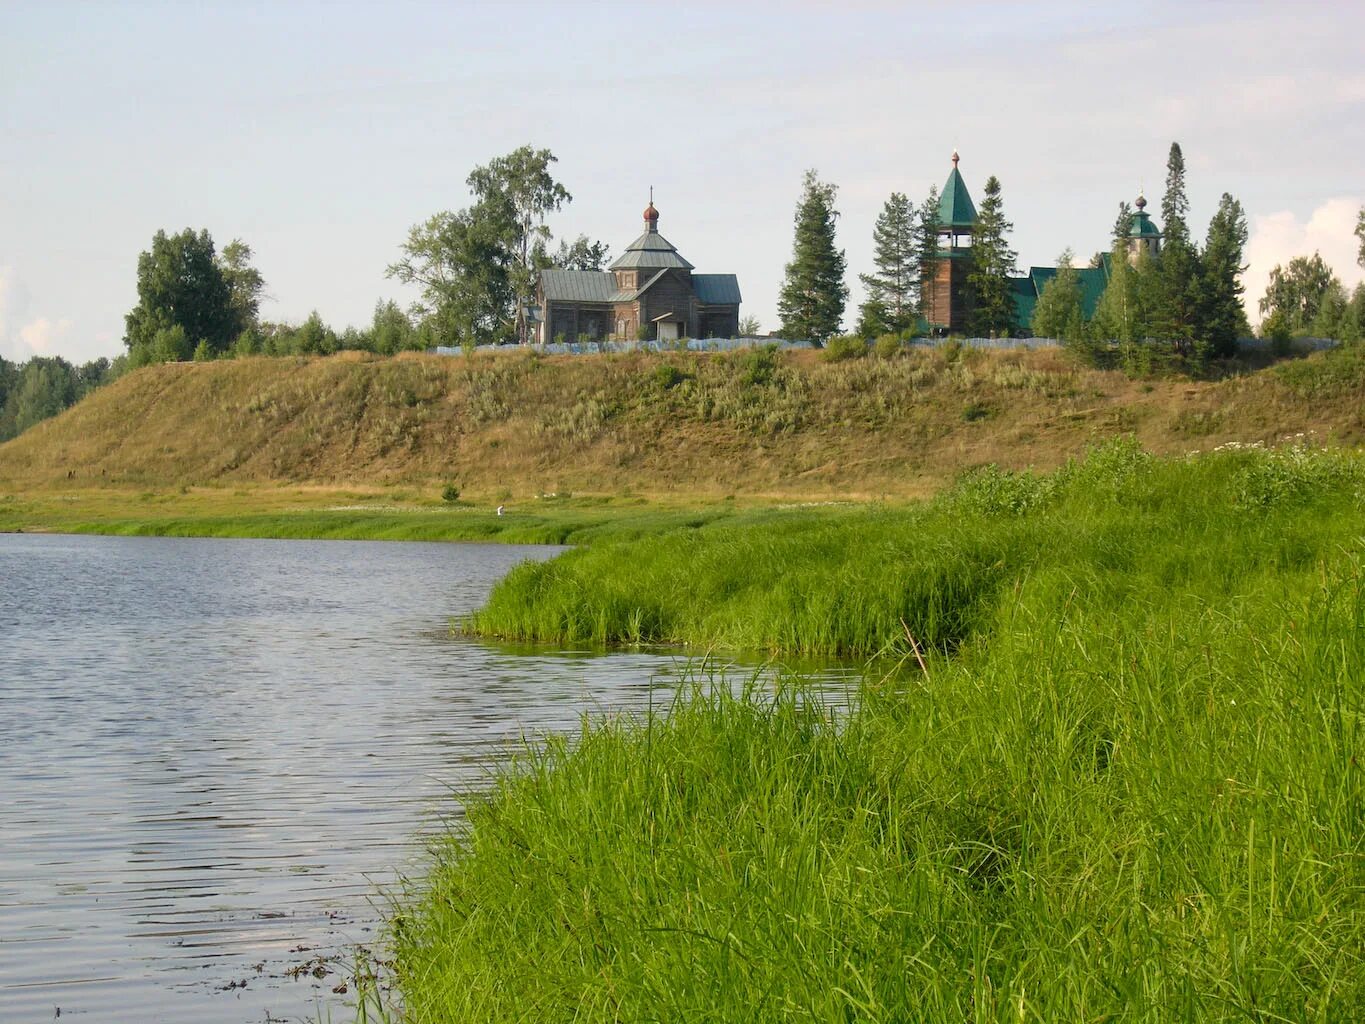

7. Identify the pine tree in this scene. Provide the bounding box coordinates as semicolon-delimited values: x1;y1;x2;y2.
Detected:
1356;206;1364;268
858;192;917;337
778;170;848;344
1155;141;1200;350
1196;193;1250;358
916;186;941;331
966;175;1018;336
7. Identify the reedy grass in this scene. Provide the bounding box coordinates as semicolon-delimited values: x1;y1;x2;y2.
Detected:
467;440;1365;657
396;442;1365;1020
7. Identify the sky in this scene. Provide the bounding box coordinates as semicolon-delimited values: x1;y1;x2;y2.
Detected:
1;0;1362;363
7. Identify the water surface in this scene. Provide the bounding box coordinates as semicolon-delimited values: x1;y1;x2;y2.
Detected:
0;534;837;1023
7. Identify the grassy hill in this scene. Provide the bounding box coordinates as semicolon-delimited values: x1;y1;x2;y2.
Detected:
1;344;1363;501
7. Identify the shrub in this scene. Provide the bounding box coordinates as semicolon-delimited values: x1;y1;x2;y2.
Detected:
872;334;902;359
441;482;461;503
653;364;689;391
822;334;868;362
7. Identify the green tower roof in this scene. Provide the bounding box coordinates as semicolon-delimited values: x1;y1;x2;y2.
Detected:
1128;195;1161;238
937;152;977;231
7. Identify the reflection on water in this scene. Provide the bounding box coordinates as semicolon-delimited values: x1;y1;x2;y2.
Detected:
0;534;854;1023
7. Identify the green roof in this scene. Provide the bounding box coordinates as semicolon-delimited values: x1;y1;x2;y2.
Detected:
539;270;616;303
1129;208;1161;238
693;274;742;306
938;166;977;230
1010;263;1113;331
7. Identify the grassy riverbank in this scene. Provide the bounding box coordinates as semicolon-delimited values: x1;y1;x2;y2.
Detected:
395;442;1365;1021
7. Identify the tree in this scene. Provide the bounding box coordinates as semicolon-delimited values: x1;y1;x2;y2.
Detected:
1111;200;1134;245
124;228;240;360
466;146;571;344
858;192;917;336
1258;253;1340;332
966;175;1018;336
220;240;265;333
738;314;762;337
387;205;516;346
916;186;942;328
539;235;611;272
1031;249;1085;343
370;300;414;355
1154;142;1201;350
1196;193;1250;358
777;170;848;344
389;146;575;347
1357;206;1364;268
1092;241;1151;346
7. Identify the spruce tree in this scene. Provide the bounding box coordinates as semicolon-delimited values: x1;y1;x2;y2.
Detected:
916;186;941;331
1112;200;1134;245
966;175;1018;337
1197;193;1250;358
778;170;848;344
1156;141;1200;351
1356;206;1364;268
858;192;917;337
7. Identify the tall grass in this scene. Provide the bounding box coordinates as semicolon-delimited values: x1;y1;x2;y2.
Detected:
468;440;1365;657
401;610;1365;1018
396;442;1365;1021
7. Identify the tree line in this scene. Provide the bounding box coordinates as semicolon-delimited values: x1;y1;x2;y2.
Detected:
0;353;119;443
780;143;1365;366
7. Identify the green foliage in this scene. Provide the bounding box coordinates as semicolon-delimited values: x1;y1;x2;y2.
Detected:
1030;250;1084;344
535;234;610;272
1259;252;1339;333
388;146;573;347
1274;343;1365;398
124;228;260;362
441;482;461;503
966;175;1017;337
821;334;867;362
652;363;689;390
916;186;943;329
858;192;917;335
872;333;902;359
1357;205;1364;268
402;445;1365;1021
1196;193;1250;358
192;339;214;362
778;170;848;343
737;315;761;337
0;354;119;441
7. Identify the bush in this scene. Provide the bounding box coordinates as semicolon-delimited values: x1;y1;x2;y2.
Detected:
872;334;903;359
821;335;867;362
441;482;461;503
653;364;689;391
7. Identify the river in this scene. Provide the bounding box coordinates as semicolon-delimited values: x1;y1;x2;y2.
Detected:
0;534;838;1023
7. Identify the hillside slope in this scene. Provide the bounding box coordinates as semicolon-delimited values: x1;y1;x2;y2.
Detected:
1;346;1362;499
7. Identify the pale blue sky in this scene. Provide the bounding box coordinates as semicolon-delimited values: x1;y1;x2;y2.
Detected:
2;0;1361;361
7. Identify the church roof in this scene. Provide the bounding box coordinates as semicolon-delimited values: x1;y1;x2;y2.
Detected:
609;230;695;270
938;154;977;230
609;201;696;270
539;269;617;303
1129;210;1162;238
693;274;742;305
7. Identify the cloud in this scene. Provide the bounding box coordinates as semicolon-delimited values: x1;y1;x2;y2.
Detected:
1244;198;1364;325
0;266;76;361
19;316;73;355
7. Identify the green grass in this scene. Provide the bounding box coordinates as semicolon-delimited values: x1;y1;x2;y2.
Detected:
393;441;1365;1021
0;493;773;546
468;439;1365;656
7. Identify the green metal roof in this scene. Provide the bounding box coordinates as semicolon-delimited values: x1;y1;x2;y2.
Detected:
938;166;977;230
1129;209;1161;238
609;229;694;271
1010;263;1114;330
693;274;742;305
539;270;617;303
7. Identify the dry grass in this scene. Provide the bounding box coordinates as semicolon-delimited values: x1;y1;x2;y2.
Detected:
1;346;1362;502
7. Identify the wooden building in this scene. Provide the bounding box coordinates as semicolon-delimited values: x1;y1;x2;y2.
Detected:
922;151;978;335
536;202;741;344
